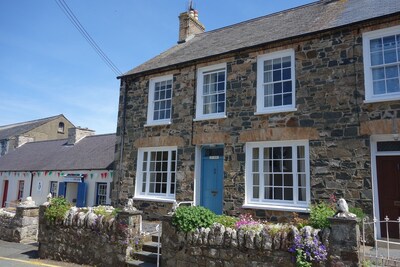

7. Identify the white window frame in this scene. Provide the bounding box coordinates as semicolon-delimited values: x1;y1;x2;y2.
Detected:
146;75;173;126
134;146;177;201
363;25;400;103
49;181;58;197
96;183;108;206
256;49;296;114
195;63;227;121
244;140;310;212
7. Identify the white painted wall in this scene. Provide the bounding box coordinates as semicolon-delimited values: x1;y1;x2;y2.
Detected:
0;171;32;207
0;170;113;207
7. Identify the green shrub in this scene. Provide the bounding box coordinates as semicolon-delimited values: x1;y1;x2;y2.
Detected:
349;206;366;220
44;197;71;223
309;202;335;229
172;206;216;232
215;215;238;228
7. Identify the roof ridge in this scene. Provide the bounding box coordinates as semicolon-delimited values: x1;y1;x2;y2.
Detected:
0;114;64;129
193;1;321;37
85;133;116;138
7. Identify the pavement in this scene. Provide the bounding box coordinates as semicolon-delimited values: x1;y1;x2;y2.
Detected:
0;240;90;267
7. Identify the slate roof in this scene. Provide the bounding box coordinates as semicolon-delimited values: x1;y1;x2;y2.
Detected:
121;0;400;77
0;114;71;140
0;134;116;171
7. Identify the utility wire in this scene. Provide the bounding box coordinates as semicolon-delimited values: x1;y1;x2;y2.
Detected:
54;0;123;76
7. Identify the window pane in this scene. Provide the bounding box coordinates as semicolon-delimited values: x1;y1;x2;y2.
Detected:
273;70;281;82
274;174;283;186
273;58;281;69
253;186;259;199
387;79;400;93
373;80;386;94
372;68;385;80
283;93;292;105
264;71;272;83
370;38;383;52
274;83;282;94
298;188;306;201
253;148;259;159
274;188;282;200
298;174;306;186
283;81;292;93
284;188;293;200
386;66;399;78
371;51;383;66
282;68;291;80
274;94;282;106
284;174;293;186
282;56;291;68
384;49;397;64
297;146;305;159
264;60;272;71
252;160;259;172
264;174;272;186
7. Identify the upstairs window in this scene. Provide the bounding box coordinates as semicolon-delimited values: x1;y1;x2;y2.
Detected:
58;122;65;133
363;25;400;102
256;49;296;114
196;63;227;120
146;75;173;126
49;181;58;197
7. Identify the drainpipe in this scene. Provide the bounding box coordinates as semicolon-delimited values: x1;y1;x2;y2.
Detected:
29;171;33;197
117;79;128;206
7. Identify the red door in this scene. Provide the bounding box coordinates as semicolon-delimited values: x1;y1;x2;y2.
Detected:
2;180;8;208
377;156;400;238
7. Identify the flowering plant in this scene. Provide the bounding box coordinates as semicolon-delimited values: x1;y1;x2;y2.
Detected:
288;228;327;267
235;213;264;232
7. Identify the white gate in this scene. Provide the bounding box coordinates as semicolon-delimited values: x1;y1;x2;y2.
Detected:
361;217;400;266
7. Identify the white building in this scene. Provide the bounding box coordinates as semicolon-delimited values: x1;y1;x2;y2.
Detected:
0;128;115;207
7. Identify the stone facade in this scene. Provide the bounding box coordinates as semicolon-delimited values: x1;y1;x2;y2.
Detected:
0;206;39;243
38;205;142;267
112;14;400;222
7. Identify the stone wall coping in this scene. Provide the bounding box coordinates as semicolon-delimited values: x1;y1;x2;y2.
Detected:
17;206;39;210
328;217;360;224
118;210;143;216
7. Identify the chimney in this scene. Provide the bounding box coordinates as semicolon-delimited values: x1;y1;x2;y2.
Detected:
67;127;95;145
178;8;205;44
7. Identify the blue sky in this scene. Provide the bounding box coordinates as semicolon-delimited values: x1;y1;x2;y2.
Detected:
0;0;315;134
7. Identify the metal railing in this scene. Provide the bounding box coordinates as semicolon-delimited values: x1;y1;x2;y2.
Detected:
361;216;400;266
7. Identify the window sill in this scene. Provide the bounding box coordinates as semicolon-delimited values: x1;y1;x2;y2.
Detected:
133;196;176;203
254;107;297;115
364;96;400;104
242;203;310;213
144;121;172;127
193;115;227;122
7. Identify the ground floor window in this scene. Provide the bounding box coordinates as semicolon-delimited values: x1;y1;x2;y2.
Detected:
49;181;58;197
17;180;24;200
245;140;310;210
135;147;177;200
96;183;107;205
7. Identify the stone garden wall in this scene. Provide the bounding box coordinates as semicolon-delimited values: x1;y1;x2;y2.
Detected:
0;206;39;243
38;205;142;267
162;215;360;267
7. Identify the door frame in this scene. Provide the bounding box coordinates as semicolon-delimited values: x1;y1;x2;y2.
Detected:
371;134;400;238
194;144;224;208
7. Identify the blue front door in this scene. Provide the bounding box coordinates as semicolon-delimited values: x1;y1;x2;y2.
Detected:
201;146;224;214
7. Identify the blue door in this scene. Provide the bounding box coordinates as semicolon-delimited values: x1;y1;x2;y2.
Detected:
201;146;224;214
76;182;87;207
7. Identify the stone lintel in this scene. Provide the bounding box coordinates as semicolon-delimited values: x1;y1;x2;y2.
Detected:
360;119;400;135
134;136;185;148
239;127;319;143
192;132;229;145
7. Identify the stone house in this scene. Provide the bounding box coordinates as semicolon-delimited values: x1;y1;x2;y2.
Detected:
113;0;400;239
0;114;74;157
0;128;115;208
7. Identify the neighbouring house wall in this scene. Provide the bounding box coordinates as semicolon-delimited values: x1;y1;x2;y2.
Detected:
30;170;113;207
0;170;113;207
8;117;74;151
0;172;32;207
0;206;39;243
38;205;141;267
113;16;400;221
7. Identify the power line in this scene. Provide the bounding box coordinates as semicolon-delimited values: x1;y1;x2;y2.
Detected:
54;0;123;76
